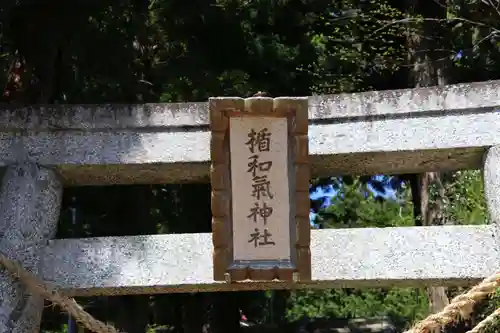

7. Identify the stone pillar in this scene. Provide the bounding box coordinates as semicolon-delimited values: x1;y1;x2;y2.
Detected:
484;146;500;226
483;146;500;278
0;163;63;333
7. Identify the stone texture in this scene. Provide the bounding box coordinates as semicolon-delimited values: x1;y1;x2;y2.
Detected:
0;164;62;332
0;81;497;184
0;80;497;130
0;82;496;309
41;225;499;296
484;146;500;222
482;146;500;253
307;79;500;120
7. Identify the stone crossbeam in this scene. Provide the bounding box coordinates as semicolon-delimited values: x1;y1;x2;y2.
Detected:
0;80;499;185
41;225;499;296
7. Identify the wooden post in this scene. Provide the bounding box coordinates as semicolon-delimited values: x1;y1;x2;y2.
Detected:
0;163;63;332
209;96;311;282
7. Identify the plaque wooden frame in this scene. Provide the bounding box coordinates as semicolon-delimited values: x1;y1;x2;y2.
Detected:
209;96;311;282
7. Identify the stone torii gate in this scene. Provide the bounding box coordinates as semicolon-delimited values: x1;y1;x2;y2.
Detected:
0;80;500;332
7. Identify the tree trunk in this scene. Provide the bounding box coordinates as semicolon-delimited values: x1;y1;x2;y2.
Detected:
0;164;63;332
110;296;150;333
271;290;289;325
181;294;205;333
406;0;451;319
208;293;241;333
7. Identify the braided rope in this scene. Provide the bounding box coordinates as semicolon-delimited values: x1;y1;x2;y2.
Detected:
0;251;121;333
465;307;500;333
405;272;500;333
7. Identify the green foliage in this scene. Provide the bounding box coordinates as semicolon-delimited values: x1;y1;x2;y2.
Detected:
444;170;489;225
287;288;428;328
42;324;68;333
301;0;407;94
304;172;499;332
317;178;413;229
292;179;428;328
1;0;500;332
475;289;500;333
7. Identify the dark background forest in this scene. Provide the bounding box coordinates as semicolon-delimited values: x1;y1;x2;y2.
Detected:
1;0;500;332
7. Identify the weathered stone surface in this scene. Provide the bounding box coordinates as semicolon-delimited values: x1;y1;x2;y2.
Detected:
0;164;62;332
41;225;498;296
307;79;500;120
0;80;498;129
482;147;500;252
0;80;497;184
484;146;500;222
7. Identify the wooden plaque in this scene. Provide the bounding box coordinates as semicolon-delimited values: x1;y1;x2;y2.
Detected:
209;96;311;282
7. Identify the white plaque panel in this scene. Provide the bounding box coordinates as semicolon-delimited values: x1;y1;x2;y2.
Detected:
229;116;291;261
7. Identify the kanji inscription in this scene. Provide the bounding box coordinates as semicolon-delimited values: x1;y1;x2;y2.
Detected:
210;96;310;282
230;117;291;261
